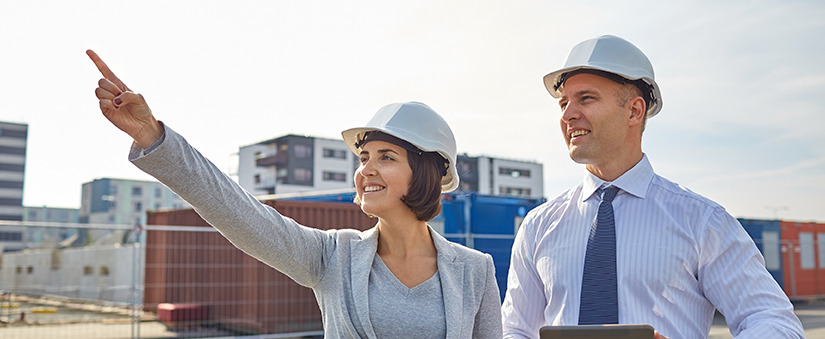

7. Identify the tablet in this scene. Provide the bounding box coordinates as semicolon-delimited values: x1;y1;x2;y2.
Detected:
539;324;655;339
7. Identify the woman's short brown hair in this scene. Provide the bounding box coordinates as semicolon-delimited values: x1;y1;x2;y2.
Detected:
402;150;447;221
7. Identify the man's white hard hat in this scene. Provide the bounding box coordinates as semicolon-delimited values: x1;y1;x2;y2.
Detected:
342;102;459;193
543;35;663;117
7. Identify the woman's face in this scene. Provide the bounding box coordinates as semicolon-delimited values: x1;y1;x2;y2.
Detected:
354;140;413;218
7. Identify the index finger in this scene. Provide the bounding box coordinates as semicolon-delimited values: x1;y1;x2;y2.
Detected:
86;49;129;92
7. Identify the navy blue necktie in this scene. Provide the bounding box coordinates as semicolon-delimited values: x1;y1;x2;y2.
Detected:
578;186;620;325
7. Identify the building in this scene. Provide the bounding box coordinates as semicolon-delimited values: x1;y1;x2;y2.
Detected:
0;121;27;252
24;206;79;224
455;155;544;199
237;134;358;196
79;178;189;226
237;134;545;199
23;206;81;246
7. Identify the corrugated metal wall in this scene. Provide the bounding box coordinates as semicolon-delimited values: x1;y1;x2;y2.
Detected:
145;199;376;334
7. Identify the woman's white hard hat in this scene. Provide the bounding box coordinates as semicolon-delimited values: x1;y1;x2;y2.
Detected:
342;102;459;193
543;35;663;117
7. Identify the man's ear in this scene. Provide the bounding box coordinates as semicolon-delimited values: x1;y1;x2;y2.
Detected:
628;96;646;127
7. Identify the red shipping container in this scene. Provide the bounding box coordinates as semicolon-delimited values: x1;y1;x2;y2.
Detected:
145;199;375;334
780;221;825;299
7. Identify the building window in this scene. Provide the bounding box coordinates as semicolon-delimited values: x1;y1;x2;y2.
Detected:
818;233;825;269
100;266;110;276
155;188;162;198
499;167;531;178
323;148;347;159
132;187;143;196
800;232;815;269
323;171;347;182
254;174;261;184
294;144;312;159
16;266;22;274
83;266;94;275
27;266;33;274
294;168;313;183
135;202;143;213
0;231;22;241
499;186;531;196
762;231;780;270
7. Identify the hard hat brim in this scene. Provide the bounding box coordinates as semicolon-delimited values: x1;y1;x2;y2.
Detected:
543;66;662;118
342;126;460;193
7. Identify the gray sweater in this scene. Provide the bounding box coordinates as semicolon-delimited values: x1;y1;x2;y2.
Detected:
130;125;503;338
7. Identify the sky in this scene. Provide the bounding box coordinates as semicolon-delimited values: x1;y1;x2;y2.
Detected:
2;0;824;222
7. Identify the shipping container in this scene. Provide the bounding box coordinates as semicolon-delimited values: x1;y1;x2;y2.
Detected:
779;221;825;299
436;192;545;299
145;199;376;335
738;219;783;289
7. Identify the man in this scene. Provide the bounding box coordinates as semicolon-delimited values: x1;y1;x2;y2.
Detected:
501;35;803;338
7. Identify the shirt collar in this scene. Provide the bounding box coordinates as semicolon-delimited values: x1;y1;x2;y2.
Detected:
581;154;654;202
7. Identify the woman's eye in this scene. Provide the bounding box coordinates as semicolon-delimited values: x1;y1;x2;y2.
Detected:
382;155;394;161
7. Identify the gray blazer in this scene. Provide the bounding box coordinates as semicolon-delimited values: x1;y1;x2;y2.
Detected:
130;125;503;338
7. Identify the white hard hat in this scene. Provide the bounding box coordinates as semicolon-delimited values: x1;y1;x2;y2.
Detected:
543;35;662;117
342;102;459;193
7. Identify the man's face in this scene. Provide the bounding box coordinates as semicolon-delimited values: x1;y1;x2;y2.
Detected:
557;73;633;169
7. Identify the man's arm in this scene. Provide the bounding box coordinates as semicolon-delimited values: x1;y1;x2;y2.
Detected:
698;208;803;338
502;212;547;339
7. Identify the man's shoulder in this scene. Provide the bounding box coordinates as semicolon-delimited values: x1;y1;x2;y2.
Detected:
539;184;581;208
523;184;581;222
649;173;723;210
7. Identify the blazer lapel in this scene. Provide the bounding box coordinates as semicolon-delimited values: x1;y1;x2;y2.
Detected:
431;227;464;339
350;227;380;339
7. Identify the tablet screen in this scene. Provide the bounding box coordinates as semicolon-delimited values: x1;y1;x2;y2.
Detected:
539;324;655;339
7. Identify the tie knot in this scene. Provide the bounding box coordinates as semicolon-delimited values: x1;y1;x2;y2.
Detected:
599;186;620;203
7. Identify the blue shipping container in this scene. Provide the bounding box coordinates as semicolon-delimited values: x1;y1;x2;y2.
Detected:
438;192;545;299
738;218;783;289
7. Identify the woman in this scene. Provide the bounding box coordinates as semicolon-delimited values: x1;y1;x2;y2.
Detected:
87;50;502;338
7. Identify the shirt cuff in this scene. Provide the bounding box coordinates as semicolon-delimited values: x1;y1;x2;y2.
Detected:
142;122;167;155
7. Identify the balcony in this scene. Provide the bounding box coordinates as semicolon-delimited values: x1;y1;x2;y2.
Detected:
255;152;288;167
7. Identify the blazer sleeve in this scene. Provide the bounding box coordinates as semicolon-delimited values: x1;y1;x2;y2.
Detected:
129;124;334;288
474;253;503;339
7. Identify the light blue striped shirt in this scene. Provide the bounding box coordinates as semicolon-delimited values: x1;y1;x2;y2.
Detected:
501;155;803;339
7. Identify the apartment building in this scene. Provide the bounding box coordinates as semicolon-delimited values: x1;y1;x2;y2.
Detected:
238;134;544;199
22;206;80;246
455;155;544;199
79;178;189;226
237;134;358;196
0;121;27;252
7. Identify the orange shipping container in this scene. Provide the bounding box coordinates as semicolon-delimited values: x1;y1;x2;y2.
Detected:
779;221;825;299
